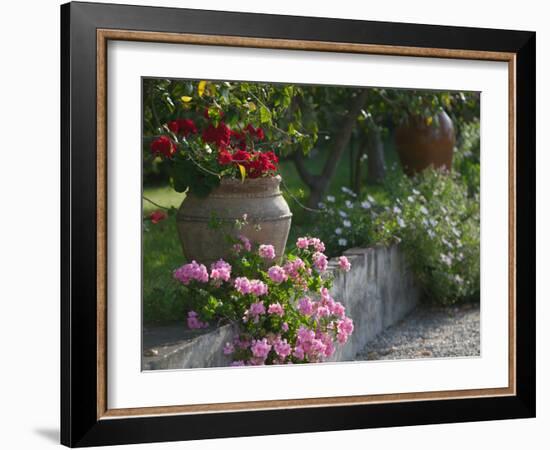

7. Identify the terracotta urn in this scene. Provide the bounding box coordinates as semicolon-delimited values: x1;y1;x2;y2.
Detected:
395;111;456;176
176;175;292;265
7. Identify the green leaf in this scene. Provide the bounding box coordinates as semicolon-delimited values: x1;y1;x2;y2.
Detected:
259;105;272;124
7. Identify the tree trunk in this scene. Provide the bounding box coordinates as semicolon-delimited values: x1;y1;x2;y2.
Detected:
366;125;386;184
292;89;369;209
353;140;365;195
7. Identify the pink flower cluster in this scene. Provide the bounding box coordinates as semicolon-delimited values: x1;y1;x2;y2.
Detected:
267;302;284;317
338;256;351;272
250;338;272;364
174;233;355;367
283;257;307;279
244;334;293;364
267;265;287;284
244;301;266;323
234;277;268;296
312;252;328;272
173;261;209;285
210;259;232;282
336;317;354;344
258;244;276;260
293;326;335;362
297;296;314;316
232;235;252;254
296;236;325;253
187;311;208;329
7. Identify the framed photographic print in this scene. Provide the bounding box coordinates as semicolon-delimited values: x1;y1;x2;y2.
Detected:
61;1;536;447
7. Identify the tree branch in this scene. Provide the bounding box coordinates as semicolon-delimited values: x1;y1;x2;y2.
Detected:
292;151;318;189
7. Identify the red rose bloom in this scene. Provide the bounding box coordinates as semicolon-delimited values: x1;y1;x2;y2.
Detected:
232;149;251;164
167;120;180;134
245;124;265;141
150;210;167;224
264;151;279;164
202;122;231;148
255;127;265;141
151;135;176;158
168;119;197;136
217;149;233;165
245;151;277;178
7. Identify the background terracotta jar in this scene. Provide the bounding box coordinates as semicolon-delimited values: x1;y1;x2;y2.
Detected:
395;110;456;176
176;175;292;265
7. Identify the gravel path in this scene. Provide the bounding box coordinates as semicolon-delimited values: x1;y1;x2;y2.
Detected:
356;303;480;361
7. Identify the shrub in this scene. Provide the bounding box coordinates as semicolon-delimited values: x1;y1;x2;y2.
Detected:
389;169;480;304
314;167;480;305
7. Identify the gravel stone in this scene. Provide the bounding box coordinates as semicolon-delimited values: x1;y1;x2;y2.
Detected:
356;303;480;361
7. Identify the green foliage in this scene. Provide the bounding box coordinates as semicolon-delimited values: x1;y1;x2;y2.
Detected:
390;169;480;304
374;89;480;128
311;189;397;257
313;124;481;305
453;120;480;196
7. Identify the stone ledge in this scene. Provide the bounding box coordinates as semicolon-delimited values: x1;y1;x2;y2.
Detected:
143;244;418;370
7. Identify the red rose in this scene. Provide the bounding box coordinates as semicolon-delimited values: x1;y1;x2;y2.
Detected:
264;151;279;164
255;127;265;141
178;119;197;136
168;119;197;136
151;135;176;158
245;124;265;141
202;122;231;148
150;210;167;224
246;151;278;178
167;120;180;134
232;149;251;164
217;149;233;165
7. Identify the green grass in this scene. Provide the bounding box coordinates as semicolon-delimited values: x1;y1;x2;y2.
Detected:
143;186;186;213
143;141;399;324
142;213;188;324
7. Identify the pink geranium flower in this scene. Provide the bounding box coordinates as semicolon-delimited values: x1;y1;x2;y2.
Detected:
210;259;232;282
267;265;287;284
267;302;284;317
259;244;276;260
338;256;352;272
297;297;314;316
296;237;309;249
250;338;271;359
173;261;209;285
186;311;208;329
312;252;328;272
